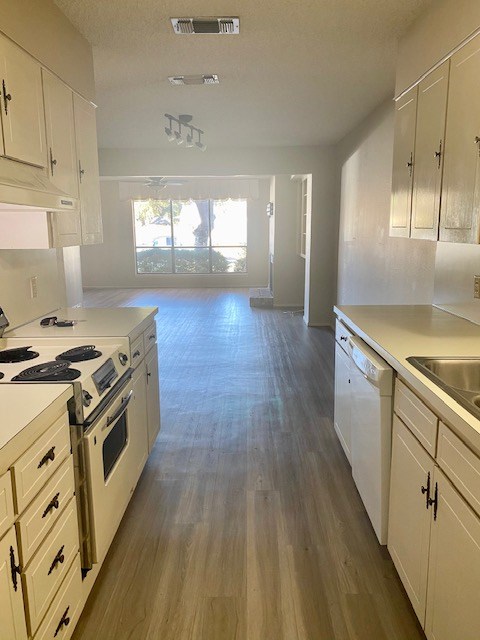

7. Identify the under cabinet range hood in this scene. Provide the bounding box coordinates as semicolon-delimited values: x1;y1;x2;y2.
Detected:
0;156;78;212
0;158;79;249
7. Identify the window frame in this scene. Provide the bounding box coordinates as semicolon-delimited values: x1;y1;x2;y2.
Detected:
132;198;248;275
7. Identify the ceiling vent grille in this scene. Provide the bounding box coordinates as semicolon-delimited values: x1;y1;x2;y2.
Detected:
171;17;239;35
168;74;220;86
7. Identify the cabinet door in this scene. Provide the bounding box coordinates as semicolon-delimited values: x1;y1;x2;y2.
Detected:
334;342;351;464
0;34;46;167
0;527;28;640
73;94;103;245
388;416;434;625
145;346;161;453
411;61;449;240
48;210;81;248
425;468;480;640
129;363;148;488
43;70;78;197
440;35;480;243
390;87;417;237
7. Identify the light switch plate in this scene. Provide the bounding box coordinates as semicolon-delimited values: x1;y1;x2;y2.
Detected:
474;275;480;299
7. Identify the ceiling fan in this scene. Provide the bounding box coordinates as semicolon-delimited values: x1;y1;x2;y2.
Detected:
143;176;189;188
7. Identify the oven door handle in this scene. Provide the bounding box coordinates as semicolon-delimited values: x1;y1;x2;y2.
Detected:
104;390;133;429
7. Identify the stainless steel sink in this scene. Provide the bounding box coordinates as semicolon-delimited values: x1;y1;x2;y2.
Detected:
407;356;480;419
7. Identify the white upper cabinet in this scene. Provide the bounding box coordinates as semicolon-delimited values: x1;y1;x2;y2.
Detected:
42;70;78;197
73;94;103;245
411;61;449;240
0;34;46;168
390;87;417;237
440;34;480;243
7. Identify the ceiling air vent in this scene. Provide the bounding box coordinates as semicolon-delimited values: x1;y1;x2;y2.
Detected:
171;17;240;35
168;74;220;86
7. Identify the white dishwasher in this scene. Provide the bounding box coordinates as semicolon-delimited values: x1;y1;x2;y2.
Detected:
349;336;393;545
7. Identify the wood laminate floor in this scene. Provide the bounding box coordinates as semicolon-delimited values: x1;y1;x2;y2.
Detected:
73;288;425;640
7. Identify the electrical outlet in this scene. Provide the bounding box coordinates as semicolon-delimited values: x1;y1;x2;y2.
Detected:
30;276;38;299
474;275;480;299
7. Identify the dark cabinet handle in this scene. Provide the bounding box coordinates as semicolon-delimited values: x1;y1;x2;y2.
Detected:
340;336;348;342
133;350;141;358
421;471;430;508
406;152;414;177
9;546;22;591
50;147;57;175
48;545;65;575
38;446;56;468
427;482;439;521
79;160;85;183
42;492;60;518
149;334;155;340
2;79;11;115
434;140;442;168
54;606;70;637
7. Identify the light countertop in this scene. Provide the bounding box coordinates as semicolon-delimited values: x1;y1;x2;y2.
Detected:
0;384;73;475
334;304;480;455
7;306;158;341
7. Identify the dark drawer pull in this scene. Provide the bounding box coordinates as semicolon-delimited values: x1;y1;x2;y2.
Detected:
133;349;141;358
9;546;22;591
42;492;60;518
149;334;155;340
48;545;65;575
38;446;56;468
54;606;70;637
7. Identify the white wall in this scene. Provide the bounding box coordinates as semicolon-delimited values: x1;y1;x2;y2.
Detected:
81;179;270;289
98;146;338;325
396;0;480;97
270;175;305;308
336;99;436;306
0;249;66;328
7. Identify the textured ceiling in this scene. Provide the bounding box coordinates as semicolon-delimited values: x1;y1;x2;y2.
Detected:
54;0;432;149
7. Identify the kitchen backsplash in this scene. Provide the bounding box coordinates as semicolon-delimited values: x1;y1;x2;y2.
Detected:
0;248;65;329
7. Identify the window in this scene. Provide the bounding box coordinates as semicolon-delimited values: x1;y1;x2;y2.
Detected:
133;199;247;274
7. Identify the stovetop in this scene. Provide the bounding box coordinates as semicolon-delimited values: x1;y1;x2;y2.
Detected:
0;338;131;420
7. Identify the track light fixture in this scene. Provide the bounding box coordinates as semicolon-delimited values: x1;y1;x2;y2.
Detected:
164;113;206;150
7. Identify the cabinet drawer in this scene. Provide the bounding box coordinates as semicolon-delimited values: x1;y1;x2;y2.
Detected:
143;321;157;354
130;334;145;367
437;422;480;517
0;469;14;539
335;319;354;354
394;379;438;456
23;498;79;634
12;412;71;514
17;458;75;565
33;554;82;640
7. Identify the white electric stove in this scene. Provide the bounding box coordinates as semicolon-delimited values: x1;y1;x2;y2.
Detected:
0;338;131;424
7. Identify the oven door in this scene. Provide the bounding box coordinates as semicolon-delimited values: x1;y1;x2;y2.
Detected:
83;377;135;564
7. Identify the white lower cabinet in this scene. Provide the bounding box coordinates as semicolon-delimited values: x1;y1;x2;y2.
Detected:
129;363;149;488
145;345;161;453
0;526;28;640
390;381;480;639
425;468;480;640
388;416;434;624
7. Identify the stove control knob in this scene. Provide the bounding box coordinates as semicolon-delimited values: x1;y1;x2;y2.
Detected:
118;352;128;366
82;391;93;407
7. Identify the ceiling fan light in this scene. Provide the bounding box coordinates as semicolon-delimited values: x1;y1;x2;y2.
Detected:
165;127;176;142
196;141;207;151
